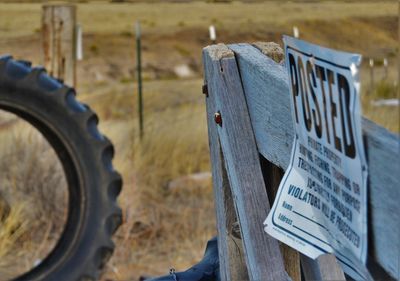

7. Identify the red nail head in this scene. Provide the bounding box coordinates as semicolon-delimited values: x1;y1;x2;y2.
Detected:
214;112;222;126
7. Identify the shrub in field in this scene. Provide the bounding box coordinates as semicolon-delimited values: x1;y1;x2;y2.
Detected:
373;80;398;99
114;104;216;276
0;118;68;279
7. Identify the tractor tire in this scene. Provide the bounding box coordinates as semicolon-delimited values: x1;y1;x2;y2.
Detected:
0;56;122;281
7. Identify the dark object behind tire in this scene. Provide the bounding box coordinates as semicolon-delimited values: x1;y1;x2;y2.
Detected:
0;56;122;281
146;237;220;281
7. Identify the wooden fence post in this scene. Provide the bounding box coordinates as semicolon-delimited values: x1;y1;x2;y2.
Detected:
204;75;249;280
370;58;375;92
136;21;144;139
209;25;217;44
42;4;77;87
203;44;290;281
76;23;83;61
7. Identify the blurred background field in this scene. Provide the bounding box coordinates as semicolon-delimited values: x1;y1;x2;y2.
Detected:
0;1;398;280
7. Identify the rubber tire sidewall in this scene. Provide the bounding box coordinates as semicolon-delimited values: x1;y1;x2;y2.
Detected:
0;62;119;281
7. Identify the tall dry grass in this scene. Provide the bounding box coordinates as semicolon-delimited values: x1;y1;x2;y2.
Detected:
362;80;399;133
0;114;68;280
96;79;216;280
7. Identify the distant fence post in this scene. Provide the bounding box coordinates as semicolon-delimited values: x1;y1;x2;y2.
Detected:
209;25;217;44
369;58;375;92
136;20;144;139
42;4;77;87
293;26;299;38
76;23;83;61
382;58;388;80
398;0;400;98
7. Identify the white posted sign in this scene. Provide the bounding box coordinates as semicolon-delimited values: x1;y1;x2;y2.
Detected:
264;36;370;280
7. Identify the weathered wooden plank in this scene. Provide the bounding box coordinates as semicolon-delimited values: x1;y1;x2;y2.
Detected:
203;44;290;281
261;158;302;281
252;42;345;281
229;43;400;280
203;52;249;281
228;43;293;170
300;254;324;281
260;158;301;281
362;119;400;280
229;42;347;281
300;254;346;281
42;4;76;87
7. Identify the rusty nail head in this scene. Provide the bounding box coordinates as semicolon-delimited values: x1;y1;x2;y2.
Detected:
214;112;222;126
202;84;208;97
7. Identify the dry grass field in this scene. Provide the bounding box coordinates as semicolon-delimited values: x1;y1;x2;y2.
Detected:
0;1;398;280
0;117;68;280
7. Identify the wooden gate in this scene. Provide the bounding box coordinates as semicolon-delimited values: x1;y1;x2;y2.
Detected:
202;43;400;281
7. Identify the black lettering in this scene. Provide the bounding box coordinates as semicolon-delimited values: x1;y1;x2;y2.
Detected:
289;53;299;124
316;65;331;145
337;73;356;158
297;57;312;132
307;61;322;138
327;69;342;153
